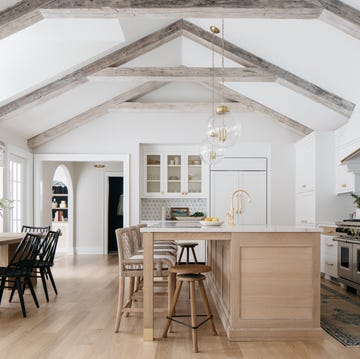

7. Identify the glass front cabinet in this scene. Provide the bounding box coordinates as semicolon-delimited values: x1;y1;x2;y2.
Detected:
143;152;206;198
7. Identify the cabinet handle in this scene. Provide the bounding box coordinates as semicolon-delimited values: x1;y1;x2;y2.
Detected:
325;262;334;266
341;184;347;188
302;184;307;188
161;192;164;195
301;220;308;223
326;243;334;247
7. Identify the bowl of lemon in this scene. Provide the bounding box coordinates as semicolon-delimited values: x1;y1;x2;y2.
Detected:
200;217;224;226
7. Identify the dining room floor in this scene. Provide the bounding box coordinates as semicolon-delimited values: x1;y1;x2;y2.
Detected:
0;254;360;359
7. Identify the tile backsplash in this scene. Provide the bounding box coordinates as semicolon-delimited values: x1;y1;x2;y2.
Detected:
141;198;207;221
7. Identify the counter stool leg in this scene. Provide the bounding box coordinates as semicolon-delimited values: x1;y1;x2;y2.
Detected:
178;247;185;264
125;277;135;317
114;276;125;332
168;272;176;332
186;248;190;264
189;281;198;353
198;280;217;335
190;247;198;264
163;280;183;338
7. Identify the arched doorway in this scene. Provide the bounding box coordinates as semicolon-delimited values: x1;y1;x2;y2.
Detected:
52;164;73;254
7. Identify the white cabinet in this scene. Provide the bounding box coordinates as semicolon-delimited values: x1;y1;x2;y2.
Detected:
51;221;67;252
296;135;315;193
295;132;337;225
210;158;267;225
320;233;338;279
143;150;207;198
295;191;315;225
336;163;354;194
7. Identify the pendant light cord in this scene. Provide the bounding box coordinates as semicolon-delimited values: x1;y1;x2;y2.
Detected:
221;18;225;127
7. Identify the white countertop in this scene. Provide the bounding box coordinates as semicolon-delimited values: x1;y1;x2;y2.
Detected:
140;221;321;233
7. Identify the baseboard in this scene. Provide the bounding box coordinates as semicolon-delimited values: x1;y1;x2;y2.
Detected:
75;247;103;254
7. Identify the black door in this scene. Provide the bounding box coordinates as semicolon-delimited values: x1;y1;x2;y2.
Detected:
108;177;124;253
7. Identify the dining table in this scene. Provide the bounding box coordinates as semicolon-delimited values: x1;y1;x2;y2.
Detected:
0;232;24;267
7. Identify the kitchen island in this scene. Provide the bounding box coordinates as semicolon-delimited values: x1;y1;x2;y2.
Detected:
141;222;322;342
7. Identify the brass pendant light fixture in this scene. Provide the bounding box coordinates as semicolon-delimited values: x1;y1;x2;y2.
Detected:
201;19;241;165
207;19;240;149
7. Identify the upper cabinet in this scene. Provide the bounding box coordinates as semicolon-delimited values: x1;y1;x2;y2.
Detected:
334;126;360;194
142;147;208;198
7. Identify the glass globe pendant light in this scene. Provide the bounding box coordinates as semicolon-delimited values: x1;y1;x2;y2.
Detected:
200;139;225;166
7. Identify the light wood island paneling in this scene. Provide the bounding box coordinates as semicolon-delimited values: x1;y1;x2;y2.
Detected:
142;224;322;342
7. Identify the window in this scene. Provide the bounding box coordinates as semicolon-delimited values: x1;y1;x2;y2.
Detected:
9;155;25;232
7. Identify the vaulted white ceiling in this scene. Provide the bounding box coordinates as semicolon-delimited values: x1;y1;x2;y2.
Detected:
0;1;359;149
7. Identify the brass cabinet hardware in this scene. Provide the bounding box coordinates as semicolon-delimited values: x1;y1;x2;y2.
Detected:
325;262;334;266
341;183;347;188
326;243;334;247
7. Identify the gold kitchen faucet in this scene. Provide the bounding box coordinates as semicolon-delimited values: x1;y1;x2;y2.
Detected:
227;189;252;226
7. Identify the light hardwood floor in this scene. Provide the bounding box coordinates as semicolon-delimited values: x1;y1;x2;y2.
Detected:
0;254;359;359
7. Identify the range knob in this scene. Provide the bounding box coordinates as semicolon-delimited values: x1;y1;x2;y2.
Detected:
347;228;356;236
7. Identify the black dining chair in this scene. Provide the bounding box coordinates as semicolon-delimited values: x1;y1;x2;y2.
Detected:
0;233;42;317
21;225;50;236
11;230;60;302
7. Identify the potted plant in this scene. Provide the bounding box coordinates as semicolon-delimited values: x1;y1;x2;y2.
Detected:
351;193;360;219
0;197;13;217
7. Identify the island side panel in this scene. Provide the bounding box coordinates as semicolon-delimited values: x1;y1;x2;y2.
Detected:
206;240;232;337
228;232;322;341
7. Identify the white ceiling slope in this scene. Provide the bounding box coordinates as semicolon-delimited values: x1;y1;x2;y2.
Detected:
0;1;359;147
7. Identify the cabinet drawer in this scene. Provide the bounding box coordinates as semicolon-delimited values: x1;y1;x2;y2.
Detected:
323;256;338;277
323;237;337;257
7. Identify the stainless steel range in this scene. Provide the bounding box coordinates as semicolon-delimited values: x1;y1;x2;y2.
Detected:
334;219;360;292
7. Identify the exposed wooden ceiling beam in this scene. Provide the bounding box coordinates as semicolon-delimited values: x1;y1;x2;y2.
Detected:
201;81;313;136
39;0;321;19
108;102;247;113
183;20;355;118
28;82;166;149
89;66;275;82
0;0;53;40
316;0;360;40
0;20;182;122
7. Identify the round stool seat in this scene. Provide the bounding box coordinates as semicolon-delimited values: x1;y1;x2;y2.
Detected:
178;242;198;248
177;273;205;282
170;264;211;274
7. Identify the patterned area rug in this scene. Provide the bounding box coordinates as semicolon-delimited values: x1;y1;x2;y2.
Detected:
321;283;360;347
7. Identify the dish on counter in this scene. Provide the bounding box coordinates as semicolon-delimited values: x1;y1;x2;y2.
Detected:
175;216;205;221
200;220;224;226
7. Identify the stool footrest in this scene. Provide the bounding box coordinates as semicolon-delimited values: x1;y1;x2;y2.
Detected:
166;314;213;330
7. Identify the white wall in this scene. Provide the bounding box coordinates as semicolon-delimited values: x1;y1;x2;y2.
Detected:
0;126;28;150
35;111;301;234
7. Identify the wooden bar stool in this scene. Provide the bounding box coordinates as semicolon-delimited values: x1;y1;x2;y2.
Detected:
177;242;198;264
162;264;217;353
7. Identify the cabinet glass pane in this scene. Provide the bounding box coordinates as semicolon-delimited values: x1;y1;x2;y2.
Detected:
146;155;161;193
188;155;202;193
340;247;350;269
167;155;181;193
